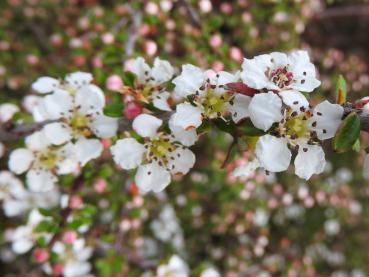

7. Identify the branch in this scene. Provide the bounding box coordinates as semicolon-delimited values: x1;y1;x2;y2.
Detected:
179;0;202;29
0;120;56;142
124;8;142;58
344;103;369;132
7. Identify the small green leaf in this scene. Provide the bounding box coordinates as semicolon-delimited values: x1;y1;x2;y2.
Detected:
240;119;265;136
122;72;136;87
104;103;123;117
213;119;236;134
336;75;347;104
333;112;361;152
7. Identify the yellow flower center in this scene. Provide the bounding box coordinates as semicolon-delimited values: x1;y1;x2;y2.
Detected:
198;89;231;118
69;112;91;137
36;149;59;169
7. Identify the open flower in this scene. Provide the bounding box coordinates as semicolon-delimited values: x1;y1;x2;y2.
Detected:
122;57;175;111
170;64;249;129
8;130;79;192
241;50;321;92
157;255;189;277
110;114;196;193
249;92;343;179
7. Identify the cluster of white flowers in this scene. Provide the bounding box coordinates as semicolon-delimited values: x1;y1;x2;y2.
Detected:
3;50;346;195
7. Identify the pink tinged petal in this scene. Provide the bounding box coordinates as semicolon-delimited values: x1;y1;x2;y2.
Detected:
248;92;283;131
32;76;60;94
133;114;162;138
8;149;34;174
75;138;103;166
75;84;105;115
169;119;198;146
172;64;205;97
170;103;203;130
308;100;344;140
26;169;57;192
227;93;251;123
151;58;175;85
110;138;145;170
43;122;72;145
279;90;309;113
240;54;273;90
25;130;50;151
294;143;325;180
255;135;291;172
131;57;151;83
135;163;171;193
153;91;172;111
65;71;93;89
42;90;73;120
89;115;118;138
168;148;196;175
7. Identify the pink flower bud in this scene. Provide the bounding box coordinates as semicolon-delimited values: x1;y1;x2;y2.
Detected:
73;55;86;66
212;61;224;71
124;101;142;120
106;75;123;91
33;248;49;263
102;32;115;45
62;230;77;244
69;196;83;209
93;178;107;193
144;40;157;56
52;263;64;276
230;47;243;62
92;56;103;68
220;3;232;14
209;34;222;48
101;139;111;148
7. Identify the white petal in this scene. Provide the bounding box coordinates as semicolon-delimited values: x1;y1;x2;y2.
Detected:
64;261;92;277
169;119;198;146
132;114;162;138
43;122;72;145
75;138;103;166
168;148;196;175
151;58;174;85
3;199;28;217
75;84;105;115
248;92;283;131
153;91;172;111
241;54;273;90
309;100;344;140
233;159;260;177
270;52;288;67
26;169;57;192
294;143;325;180
212;71;238;94
227;93;251;123
0;103;19;122
32;76;60;94
131;57;151;83
135;163;171;193
255;135;291;172
25;130;50;151
12;238;34;254
172;64;205;97
170;103;203;130
8;149;34;174
89;115;118;138
279;90;309;112
56;143;79;174
110;138;145;170
65;72;93;89
42;90;73;120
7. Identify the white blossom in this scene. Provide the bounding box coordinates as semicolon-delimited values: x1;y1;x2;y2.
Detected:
241;50;321;92
0;103;19;122
111;114;196;193
156;255;189;277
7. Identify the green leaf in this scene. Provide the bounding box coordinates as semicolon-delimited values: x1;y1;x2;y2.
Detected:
333;112;361;152
352;138;361;152
213;119;237;134
240;119;265;136
104;103;123;117
336;75;347;104
122;72;136;87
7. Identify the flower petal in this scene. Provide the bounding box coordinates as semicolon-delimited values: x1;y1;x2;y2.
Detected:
255;135;291;172
168;148;196;175
233;159;260;177
43;122;72;145
0;103;19;122
170;103;203;130
89;115;118;138
75;138;103;166
26;169;57;192
75;84;105;115
131;57;151;83
56;143;79;175
133;114;162;138
65;72;93;89
294;143;325;180
169;118;198;146
110;138;145;170
227;93;251;123
135;163;171;193
172;64;205;97
32;76;60;94
248;92;283;131
42;90;73;120
279;90;309;112
25;130;50;151
308;100;344;140
241;54;274;90
8;149;34;174
151;58;174;85
153;91;172;111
